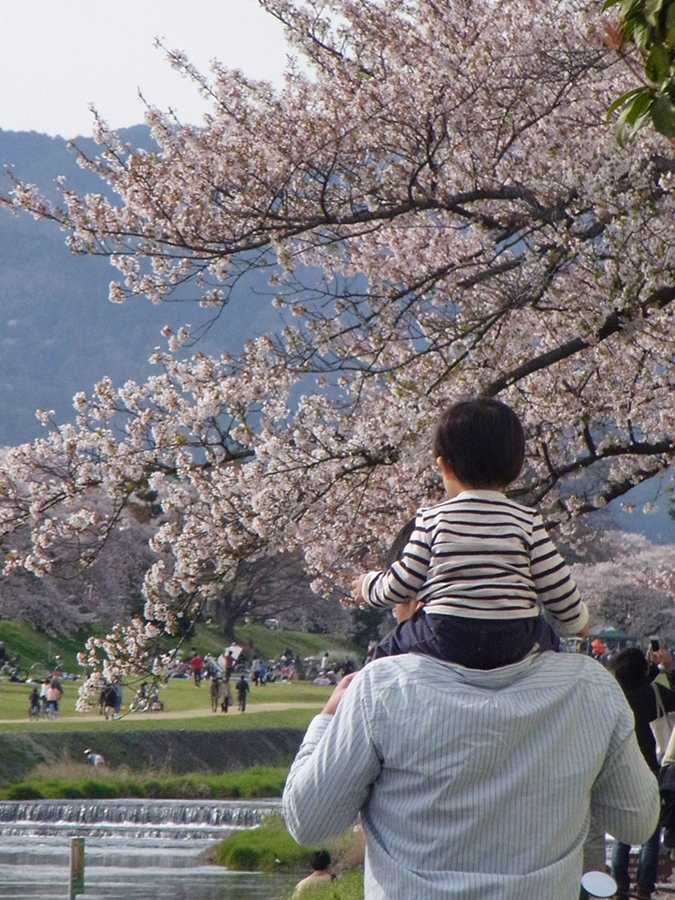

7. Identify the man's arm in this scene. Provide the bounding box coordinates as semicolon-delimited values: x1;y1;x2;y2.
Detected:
591;720;660;845
283;673;382;845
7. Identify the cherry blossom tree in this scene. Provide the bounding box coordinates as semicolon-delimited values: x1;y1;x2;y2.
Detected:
2;0;675;698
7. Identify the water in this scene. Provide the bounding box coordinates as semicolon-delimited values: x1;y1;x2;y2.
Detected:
0;800;298;900
0;799;282;840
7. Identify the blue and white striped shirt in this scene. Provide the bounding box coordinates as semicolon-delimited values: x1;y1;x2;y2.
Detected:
283;653;658;900
362;490;587;634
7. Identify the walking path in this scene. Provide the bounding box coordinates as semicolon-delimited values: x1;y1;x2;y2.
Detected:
0;701;323;726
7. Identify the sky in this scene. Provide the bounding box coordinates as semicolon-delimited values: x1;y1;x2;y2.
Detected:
0;1;288;139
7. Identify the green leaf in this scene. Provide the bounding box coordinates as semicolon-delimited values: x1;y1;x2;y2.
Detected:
618;0;642;20
607;87;648;119
625;90;654;124
645;0;666;28
634;22;654;53
651;94;675;134
645;41;671;81
602;0;621;9
618;0;640;17
665;3;675;48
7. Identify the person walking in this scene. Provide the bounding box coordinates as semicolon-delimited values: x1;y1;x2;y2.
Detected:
210;676;221;712
236;675;249;712
608;647;675;899
220;677;233;713
189;651;203;687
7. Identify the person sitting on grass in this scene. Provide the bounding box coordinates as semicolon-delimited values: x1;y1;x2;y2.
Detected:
293;850;335;896
353;397;588;670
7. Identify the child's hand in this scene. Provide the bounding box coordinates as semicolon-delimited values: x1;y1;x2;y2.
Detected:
575;624;589;639
351;573;367;604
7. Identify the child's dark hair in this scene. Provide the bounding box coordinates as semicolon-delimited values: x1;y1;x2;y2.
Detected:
433;398;525;489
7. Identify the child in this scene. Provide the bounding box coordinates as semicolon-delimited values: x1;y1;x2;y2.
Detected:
28;686;40;719
353;397;588;669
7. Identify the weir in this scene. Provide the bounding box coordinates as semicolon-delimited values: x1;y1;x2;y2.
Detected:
0;798;282;840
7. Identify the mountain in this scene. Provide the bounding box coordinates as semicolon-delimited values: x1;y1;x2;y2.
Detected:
0;128;282;447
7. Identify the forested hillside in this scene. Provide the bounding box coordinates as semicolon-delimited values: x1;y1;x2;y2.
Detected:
0;128;282;446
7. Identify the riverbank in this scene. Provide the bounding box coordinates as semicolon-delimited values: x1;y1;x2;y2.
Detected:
0;728;305;783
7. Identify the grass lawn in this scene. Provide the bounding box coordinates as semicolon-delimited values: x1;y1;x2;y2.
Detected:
0;676;332;733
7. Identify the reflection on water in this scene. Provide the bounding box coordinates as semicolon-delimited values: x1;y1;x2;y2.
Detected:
0;837;298;900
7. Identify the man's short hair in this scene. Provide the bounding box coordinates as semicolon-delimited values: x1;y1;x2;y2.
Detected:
310;850;331;870
608;647;649;690
433;397;525;489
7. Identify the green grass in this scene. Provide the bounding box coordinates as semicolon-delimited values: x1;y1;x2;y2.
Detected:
230;623;361;665
0;764;289;801
0;621;97;676
282;871;364;900
214;813;322;871
0;675;332;729
0;618;361;686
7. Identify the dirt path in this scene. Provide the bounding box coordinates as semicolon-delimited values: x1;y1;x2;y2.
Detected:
0;701;323;726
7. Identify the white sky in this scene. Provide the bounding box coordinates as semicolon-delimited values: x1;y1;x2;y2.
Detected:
0;1;288;139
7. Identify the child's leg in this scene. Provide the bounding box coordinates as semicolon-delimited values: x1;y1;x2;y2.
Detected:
421;615;543;669
373;607;434;660
533;616;565;652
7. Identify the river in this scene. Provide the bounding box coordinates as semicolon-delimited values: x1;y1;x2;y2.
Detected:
0;799;299;900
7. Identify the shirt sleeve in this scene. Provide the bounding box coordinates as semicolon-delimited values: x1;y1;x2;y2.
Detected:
591;726;660;845
529;515;588;635
283;677;382;845
360;517;432;609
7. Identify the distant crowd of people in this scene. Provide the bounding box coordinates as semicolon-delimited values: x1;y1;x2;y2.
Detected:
28;676;63;719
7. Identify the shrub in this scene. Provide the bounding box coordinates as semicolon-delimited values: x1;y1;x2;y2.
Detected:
214;813;319;871
5;784;44;800
81;779;117;799
55;784;84;799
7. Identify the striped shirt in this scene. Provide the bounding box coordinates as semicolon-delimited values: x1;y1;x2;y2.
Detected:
283;653;659;900
362;490;587;635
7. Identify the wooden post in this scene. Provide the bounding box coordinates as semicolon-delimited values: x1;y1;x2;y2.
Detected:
69;838;85;899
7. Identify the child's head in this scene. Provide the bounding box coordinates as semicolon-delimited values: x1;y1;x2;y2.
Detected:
433;397;525;490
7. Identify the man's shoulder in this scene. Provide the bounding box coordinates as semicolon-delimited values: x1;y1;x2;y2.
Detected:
363;650;617;694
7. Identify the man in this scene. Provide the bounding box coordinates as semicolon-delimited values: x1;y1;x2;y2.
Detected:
84;749;105;767
236;675;249;712
608;647;675;899
189;650;203;687
293;850;334;896
283;652;659;900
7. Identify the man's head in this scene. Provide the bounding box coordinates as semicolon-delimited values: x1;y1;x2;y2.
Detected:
310;850;331;872
608;647;650;690
433;397;525;490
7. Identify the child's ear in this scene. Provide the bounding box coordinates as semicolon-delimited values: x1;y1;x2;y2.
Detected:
436;456;453;478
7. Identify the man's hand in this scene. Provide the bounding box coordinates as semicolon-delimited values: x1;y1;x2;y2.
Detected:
322;672;359;715
351;573;367;605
